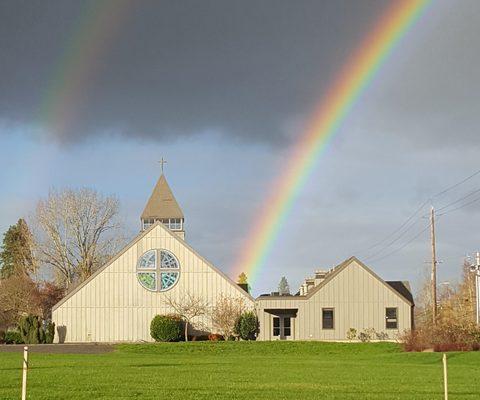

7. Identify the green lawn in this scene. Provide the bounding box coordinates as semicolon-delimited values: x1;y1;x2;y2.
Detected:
0;342;479;399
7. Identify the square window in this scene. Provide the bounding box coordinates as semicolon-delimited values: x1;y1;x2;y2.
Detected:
322;308;334;329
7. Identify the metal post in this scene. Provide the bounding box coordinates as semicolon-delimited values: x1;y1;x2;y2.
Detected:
442;353;448;400
22;346;28;400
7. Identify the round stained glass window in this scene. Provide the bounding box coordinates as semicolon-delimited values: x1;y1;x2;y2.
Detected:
137;249;180;292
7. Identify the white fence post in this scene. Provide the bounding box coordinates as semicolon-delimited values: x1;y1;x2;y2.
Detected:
22;346;28;400
443;353;448;400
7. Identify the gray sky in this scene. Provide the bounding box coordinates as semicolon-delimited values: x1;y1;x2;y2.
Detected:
1;0;480;295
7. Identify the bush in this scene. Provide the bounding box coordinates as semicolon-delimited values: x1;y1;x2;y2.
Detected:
5;330;24;344
19;314;45;344
235;311;258;340
208;333;222;341
0;329;4;343
400;322;480;352
375;331;389;341
45;321;55;344
358;328;376;343
150;315;183;342
346;328;357;341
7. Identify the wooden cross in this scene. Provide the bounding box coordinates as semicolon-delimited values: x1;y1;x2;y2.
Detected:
159;157;167;174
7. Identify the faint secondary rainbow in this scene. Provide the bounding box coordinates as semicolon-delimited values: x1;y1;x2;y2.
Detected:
37;0;131;140
233;0;431;284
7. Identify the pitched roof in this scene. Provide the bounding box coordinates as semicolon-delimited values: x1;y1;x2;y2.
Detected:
256;256;414;306
53;221;255;310
141;174;184;219
386;281;414;305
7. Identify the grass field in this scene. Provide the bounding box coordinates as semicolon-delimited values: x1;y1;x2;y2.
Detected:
0;341;479;399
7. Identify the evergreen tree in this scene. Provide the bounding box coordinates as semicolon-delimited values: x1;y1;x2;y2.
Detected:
237;272;248;284
0;219;36;279
278;276;290;295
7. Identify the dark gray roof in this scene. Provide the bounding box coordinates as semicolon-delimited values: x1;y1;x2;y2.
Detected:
386;281;414;305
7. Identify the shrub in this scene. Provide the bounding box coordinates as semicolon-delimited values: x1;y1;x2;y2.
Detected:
235;311;259;340
0;329;4;344
375;331;389;341
400;322;480;352
19;314;45;344
5;330;24;344
45;321;55;344
358;328;376;343
346;328;357;341
150;315;183;342
208;333;222;341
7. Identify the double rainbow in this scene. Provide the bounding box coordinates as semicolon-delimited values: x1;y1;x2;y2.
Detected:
232;0;431;284
38;0;131;140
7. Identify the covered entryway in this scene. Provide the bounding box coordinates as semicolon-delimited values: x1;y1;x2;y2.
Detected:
265;309;297;340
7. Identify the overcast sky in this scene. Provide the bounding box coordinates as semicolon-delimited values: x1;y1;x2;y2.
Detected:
1;0;480;295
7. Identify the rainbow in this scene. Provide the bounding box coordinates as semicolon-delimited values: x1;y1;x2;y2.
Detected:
37;0;131;140
232;0;431;284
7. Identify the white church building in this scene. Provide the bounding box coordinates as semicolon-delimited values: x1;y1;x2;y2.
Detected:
52;174;414;342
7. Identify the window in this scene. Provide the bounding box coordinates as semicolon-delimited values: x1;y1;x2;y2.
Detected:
386;308;398;329
322;308;334;329
283;317;291;336
158;218;182;231
137;249;180;292
142;219;155;230
273;317;280;336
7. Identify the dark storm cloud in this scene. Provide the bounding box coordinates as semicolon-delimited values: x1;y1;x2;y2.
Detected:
0;0;389;144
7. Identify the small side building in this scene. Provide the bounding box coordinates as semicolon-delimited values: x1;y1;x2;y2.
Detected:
256;257;414;341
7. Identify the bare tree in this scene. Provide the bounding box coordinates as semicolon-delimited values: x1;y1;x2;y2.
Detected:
165;292;210;341
0;274;41;327
35;188;123;288
211;295;245;340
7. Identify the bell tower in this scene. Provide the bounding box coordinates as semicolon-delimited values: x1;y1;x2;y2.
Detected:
141;163;185;239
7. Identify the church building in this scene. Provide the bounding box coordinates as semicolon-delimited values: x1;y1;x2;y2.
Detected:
52;174;413;342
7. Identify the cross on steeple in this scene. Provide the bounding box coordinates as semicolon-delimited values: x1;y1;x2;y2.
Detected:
158;157;167;174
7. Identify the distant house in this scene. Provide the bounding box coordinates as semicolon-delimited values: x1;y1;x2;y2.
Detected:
52;174;413;342
256;257;414;341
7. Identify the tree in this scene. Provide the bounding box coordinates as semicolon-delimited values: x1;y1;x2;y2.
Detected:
165;292;209;341
35;188;122;288
211;295;245;340
0;219;36;278
34;281;65;320
278;276;290;295
237;273;248;284
0;274;41;327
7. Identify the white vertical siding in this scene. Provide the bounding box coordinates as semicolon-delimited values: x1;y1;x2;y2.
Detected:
52;224;254;342
257;259;412;341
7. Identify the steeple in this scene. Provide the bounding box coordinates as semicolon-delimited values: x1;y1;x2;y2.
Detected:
141;174;185;239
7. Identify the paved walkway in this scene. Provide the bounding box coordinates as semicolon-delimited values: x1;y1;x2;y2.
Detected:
0;343;114;354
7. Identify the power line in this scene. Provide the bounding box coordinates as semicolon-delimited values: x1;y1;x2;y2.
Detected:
357;200;429;256
356;168;480;260
363;217;423;261
438;194;480;216
367;221;432;264
436;187;480;213
431;167;480;199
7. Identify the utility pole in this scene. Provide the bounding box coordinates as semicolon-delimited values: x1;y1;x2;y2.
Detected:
430;207;438;325
470;252;480;325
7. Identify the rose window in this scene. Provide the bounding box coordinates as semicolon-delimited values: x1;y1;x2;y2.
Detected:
137;249;180;292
